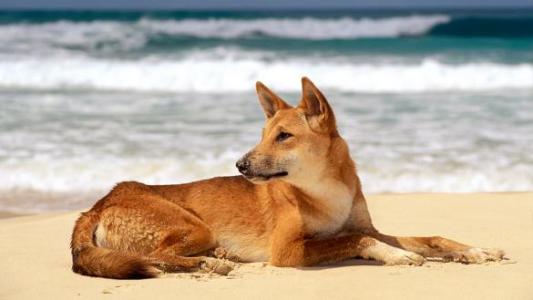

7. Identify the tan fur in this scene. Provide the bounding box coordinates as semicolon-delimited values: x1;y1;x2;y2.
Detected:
71;77;504;279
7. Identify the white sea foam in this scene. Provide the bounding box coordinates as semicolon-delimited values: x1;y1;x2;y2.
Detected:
0;155;238;193
1;89;532;213
0;56;531;93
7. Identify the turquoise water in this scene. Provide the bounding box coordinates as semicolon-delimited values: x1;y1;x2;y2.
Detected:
0;9;532;212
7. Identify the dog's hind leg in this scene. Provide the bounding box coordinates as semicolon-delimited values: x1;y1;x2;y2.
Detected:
147;244;235;275
372;233;504;263
147;226;234;275
97;184;234;275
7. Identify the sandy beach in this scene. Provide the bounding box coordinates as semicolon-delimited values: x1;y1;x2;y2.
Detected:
1;192;531;300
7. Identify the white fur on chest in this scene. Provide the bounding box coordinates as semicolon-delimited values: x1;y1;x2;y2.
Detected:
300;180;354;237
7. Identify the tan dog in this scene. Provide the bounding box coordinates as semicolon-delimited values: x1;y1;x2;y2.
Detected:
71;77;504;279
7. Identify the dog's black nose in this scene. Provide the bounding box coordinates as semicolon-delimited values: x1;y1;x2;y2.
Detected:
236;159;250;174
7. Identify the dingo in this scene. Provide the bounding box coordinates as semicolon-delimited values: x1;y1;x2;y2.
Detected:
71;77;504;279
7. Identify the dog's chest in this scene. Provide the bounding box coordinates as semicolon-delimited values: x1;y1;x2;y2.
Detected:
301;185;353;237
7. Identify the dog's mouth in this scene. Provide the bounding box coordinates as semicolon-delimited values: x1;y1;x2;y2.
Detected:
244;171;288;182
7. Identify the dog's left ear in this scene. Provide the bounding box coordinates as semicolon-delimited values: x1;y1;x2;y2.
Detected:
298;77;337;134
256;81;291;118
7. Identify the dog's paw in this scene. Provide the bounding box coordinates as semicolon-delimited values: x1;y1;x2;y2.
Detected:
213;247;228;259
384;249;425;266
210;246;241;262
443;247;505;264
199;257;235;275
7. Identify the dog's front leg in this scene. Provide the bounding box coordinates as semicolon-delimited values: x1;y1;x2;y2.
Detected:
372;233;505;264
270;233;425;267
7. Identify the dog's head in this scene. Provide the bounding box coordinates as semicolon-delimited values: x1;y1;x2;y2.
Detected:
236;77;343;186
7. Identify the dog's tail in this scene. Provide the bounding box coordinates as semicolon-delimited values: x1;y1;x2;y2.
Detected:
70;211;159;279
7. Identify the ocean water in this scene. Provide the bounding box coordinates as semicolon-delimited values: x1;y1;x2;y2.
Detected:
0;9;532;213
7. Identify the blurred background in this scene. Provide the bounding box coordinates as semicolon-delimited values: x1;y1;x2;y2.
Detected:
0;0;532;213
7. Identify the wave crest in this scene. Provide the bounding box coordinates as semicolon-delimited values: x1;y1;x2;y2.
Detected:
0;15;450;53
0;56;531;93
137;15;450;39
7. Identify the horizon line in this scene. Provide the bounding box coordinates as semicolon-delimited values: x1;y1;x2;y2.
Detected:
1;6;533;11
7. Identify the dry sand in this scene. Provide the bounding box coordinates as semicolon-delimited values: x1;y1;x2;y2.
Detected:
1;192;532;300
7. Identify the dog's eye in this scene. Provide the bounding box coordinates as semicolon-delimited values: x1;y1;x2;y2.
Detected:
276;131;293;142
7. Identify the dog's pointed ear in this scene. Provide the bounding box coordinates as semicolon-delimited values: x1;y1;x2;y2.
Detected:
256;81;291;118
298;77;337;134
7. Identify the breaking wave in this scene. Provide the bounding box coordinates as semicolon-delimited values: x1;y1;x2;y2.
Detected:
0;15;450;48
0;56;531;93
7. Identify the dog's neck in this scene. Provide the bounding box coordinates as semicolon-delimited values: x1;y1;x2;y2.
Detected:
289;167;356;206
